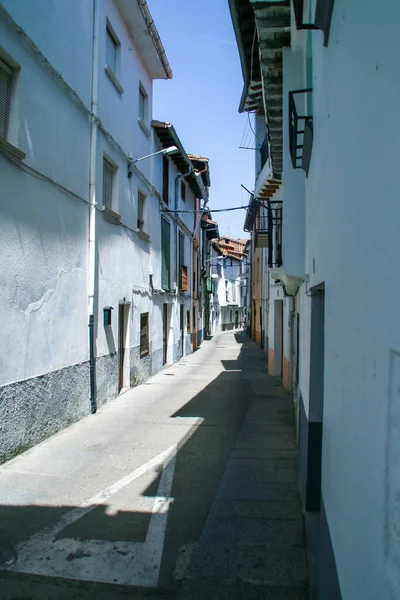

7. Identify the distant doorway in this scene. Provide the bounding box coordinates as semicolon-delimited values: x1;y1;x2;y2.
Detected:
180;304;184;358
274;299;284;378
118;303;129;392
163;304;168;365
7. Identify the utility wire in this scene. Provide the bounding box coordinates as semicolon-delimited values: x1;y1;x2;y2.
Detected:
161;206;247;214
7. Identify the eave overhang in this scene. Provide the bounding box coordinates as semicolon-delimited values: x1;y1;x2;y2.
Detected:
229;0;291;178
152;120;205;199
115;0;172;79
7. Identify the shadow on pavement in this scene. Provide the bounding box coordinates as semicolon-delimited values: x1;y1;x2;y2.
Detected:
0;332;307;600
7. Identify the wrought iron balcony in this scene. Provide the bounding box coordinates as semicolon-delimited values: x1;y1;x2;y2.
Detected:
289;89;313;176
267;200;283;268
255;213;269;249
292;0;335;46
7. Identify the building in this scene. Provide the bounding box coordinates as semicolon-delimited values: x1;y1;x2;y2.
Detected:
0;0;209;463
207;237;247;333
229;0;400;598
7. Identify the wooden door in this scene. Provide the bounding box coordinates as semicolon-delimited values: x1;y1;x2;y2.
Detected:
118;304;125;392
163;304;168;365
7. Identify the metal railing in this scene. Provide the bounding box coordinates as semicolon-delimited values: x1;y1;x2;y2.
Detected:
289;89;313;174
267;200;283;268
292;0;335;46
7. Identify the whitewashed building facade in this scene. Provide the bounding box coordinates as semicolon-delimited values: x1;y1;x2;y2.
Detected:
0;0;209;463
230;0;400;598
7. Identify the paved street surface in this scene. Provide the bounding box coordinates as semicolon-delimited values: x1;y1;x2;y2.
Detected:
0;331;308;600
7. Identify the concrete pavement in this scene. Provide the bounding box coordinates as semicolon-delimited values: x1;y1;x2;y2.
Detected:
0;331;309;599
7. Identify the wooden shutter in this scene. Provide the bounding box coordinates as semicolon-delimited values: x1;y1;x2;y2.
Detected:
161;217;170;290
0;59;12;141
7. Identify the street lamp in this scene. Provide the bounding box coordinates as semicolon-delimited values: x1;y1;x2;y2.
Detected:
128;145;178;178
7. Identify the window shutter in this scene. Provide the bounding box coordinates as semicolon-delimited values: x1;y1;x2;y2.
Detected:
0;59;12;141
161;217;170;290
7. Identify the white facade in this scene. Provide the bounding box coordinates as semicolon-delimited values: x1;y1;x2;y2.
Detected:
0;0;206;463
231;0;400;597
211;254;245;332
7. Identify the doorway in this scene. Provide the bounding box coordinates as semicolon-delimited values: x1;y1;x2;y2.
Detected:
118;303;129;392
299;285;325;512
274;299;284;378
163;304;168;365
180;304;184;358
192;306;197;351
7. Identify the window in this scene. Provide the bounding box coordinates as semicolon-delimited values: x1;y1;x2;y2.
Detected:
230;310;233;322
181;180;186;201
186;310;191;334
139;84;147;122
232;282;236;303
140;313;149;357
106;25;117;74
137;191;145;230
162;155;169;204
0;58;12;141
161;217;171;290
178;232;188;291
103;158;114;209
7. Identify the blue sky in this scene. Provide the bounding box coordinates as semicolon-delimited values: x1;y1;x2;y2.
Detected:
147;0;255;240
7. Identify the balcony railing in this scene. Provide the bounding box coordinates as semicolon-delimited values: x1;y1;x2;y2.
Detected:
292;0;335;46
267;200;283;268
255;214;269;249
289;89;313;176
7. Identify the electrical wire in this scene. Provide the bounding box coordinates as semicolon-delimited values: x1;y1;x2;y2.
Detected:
161;206;247;214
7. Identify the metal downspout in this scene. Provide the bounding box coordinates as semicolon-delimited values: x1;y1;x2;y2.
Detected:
88;0;99;414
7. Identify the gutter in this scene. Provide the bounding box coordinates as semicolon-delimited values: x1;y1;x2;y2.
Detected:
137;0;173;79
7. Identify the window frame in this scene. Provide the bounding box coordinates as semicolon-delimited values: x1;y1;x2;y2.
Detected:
162;155;169;205
161;216;171;291
140;312;149;358
0;57;12;142
138;82;148;122
137;191;146;231
106;22;119;75
103;157;115;210
104;20;123;94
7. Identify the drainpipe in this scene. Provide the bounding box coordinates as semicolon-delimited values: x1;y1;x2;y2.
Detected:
88;0;99;414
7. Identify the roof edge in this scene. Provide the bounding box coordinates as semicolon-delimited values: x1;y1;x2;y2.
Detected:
136;0;172;79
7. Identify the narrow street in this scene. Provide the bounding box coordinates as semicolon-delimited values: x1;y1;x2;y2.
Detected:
0;331;308;600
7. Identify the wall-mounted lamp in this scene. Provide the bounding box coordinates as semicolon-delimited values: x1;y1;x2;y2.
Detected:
128;146;179;178
103;306;113;326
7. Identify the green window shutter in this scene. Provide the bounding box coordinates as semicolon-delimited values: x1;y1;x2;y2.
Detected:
161;217;170;290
